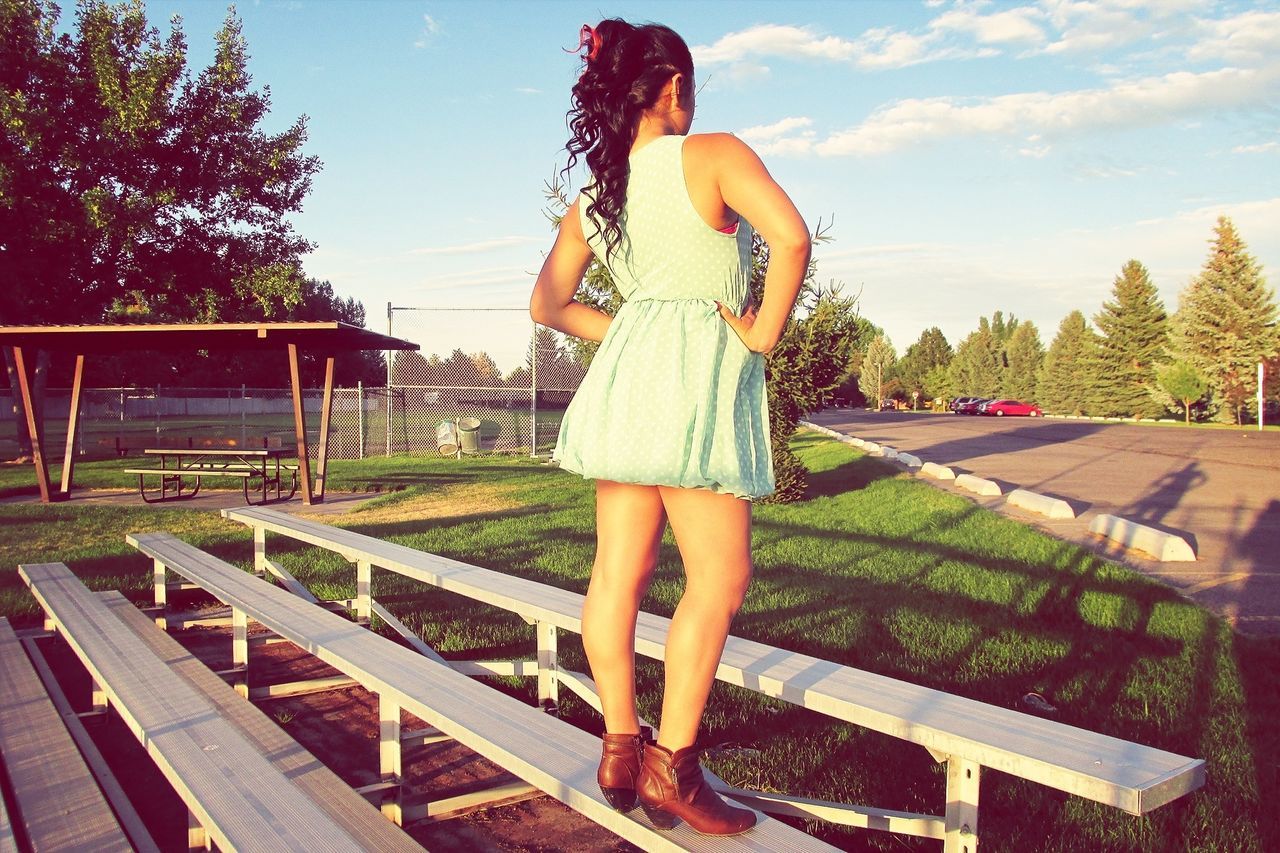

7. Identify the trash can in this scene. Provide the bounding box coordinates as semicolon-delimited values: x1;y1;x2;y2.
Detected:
458;417;482;454
436;421;459;456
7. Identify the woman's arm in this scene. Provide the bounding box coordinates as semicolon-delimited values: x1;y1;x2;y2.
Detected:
529;198;613;343
696;134;811;354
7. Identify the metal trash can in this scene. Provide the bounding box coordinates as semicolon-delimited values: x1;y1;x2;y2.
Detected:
458;417;482;454
436;421;459;456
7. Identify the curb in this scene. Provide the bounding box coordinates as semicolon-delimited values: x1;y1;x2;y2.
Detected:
895;452;923;468
920;462;955;480
1007;488;1076;520
1088;514;1196;562
955;474;1002;497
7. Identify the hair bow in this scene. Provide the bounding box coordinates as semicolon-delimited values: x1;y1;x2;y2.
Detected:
568;23;602;63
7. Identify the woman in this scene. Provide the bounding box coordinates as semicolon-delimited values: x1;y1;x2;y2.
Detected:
529;19;809;836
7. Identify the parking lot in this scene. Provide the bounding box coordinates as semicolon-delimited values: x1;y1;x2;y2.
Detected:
808;408;1280;635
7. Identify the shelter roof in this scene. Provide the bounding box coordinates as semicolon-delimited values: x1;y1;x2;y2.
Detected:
0;322;417;354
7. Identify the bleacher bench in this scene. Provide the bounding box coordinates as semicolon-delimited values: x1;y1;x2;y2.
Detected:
128;531;838;852
220;505;1207;850
18;561;414;852
0;617;133;852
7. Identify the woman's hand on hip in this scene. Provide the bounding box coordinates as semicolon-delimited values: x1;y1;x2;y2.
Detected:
715;301;768;353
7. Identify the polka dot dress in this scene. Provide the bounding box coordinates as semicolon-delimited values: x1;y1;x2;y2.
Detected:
552;135;774;500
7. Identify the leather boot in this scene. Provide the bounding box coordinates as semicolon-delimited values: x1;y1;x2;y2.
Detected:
635;742;756;835
597;726;651;811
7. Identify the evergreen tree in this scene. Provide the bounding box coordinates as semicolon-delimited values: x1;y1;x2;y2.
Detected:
858;335;896;408
1091;260;1168;418
1003;322;1044;402
948;318;1002;397
1171;217;1279;423
1038;311;1100;415
896;327;952;405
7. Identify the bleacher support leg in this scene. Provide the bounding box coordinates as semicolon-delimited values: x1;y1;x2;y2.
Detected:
153;558;167;629
356;560;372;624
379;695;403;825
252;527;267;575
944;757;980;853
232;608;249;699
187;809;208;851
537;621;558;713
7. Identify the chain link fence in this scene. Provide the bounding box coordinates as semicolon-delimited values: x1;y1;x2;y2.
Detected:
385;306;586;456
1;310;589;461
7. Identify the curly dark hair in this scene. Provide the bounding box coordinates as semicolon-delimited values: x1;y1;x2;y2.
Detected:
564;20;694;262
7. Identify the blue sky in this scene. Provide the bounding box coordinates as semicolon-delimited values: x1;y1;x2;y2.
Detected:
131;0;1277;371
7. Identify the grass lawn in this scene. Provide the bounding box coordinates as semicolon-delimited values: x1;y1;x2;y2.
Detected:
0;431;1275;851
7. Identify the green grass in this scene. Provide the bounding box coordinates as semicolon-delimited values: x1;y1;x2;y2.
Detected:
0;433;1275;851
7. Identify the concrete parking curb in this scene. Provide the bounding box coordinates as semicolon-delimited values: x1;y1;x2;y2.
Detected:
920;462;956;480
955;474;1002;496
1089;515;1196;562
896;452;923;468
1008;488;1076;520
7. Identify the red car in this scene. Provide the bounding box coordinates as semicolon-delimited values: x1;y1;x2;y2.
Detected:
982;399;1042;417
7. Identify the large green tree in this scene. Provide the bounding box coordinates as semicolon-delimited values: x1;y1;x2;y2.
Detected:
1;0;320;325
1003;321;1044;402
857;334;896;409
895;327;952;406
1170;217;1278;423
1038;310;1100;415
1091;259;1168;418
948;317;1002;398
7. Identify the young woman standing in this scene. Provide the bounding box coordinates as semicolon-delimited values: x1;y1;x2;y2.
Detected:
529;19;809;836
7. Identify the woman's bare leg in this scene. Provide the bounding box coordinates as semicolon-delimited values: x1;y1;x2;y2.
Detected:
583;479;667;734
654;486;753;751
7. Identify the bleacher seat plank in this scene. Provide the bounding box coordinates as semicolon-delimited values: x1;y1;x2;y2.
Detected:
128;531;838;852
224;506;1205;815
19;562;369;852
96;590;425;853
0;617;131;853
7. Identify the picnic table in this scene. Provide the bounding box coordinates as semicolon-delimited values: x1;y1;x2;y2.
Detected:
125;448;297;505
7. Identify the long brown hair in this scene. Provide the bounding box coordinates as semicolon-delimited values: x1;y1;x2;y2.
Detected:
564;20;693;261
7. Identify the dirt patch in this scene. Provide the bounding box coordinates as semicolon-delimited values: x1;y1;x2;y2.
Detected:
297;481;524;526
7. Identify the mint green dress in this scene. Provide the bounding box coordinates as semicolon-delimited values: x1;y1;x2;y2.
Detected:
552;135;774;500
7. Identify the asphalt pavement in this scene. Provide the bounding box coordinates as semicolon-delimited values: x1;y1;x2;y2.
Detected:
807;409;1280;636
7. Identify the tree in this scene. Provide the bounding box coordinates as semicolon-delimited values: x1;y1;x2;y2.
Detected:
858;335;896;409
1038;311;1100;415
896;327;952;406
948;317;1002;398
1091;260;1168;418
1003;322;1044;402
1158;361;1208;425
1170;217;1278;423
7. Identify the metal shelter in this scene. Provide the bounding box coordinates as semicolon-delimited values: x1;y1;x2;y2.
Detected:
0;322;418;505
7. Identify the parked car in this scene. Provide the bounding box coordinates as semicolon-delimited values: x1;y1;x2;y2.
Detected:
955;397;989;415
950;396;980;413
880;399;898;411
981;399;1043;417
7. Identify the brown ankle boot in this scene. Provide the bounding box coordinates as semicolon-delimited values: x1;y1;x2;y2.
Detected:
635;742;756;835
597;726;651;811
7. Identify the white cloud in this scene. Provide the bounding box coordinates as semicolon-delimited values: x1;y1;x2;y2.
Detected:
1233;142;1279;155
1187;10;1280;65
930;6;1047;45
814;63;1280;156
515;87;541;95
739;116;813;143
413;14;441;49
410;236;539;256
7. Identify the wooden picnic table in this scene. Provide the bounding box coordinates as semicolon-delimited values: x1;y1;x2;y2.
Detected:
126;448;297;505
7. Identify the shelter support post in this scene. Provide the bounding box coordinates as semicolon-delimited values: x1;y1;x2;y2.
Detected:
59;354;85;496
286;343;316;505
315;355;335;502
10;346;53;503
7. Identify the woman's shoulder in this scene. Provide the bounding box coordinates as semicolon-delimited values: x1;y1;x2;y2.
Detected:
683;132;766;176
684;132;754;156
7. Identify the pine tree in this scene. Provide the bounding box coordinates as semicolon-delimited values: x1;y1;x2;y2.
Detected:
1038;311;1100;415
896;327;952;405
1171;217;1279;423
1091;260;1168;418
1003;322;1044;402
948;318;1002;397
